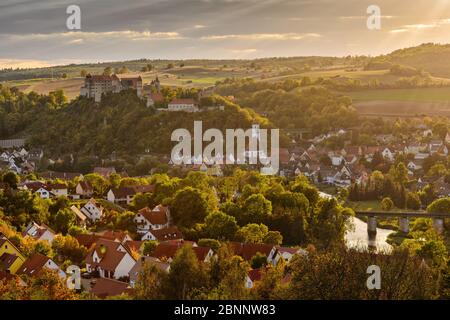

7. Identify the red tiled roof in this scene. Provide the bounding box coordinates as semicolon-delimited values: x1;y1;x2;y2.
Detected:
86;239;135;272
124;241;143;253
137;207;168;225
169;98;196;105
16;253;50;277
74;234;100;249
247;268;262;282
133;185;155;194
148;227;182;242
110;187;136;198
91;278;131;299
230;243;274;261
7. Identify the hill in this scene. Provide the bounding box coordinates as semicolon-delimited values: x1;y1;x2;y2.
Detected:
367;43;450;78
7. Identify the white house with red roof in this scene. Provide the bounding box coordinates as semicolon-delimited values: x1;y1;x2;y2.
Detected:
23;222;56;244
81;198;104;222
85;238;136;280
134;205;170;234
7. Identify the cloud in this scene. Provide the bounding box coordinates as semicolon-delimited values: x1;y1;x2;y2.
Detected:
390;18;450;33
339;15;395;20
194;25;206;29
230;48;258;53
201;33;321;41
4;30;184;42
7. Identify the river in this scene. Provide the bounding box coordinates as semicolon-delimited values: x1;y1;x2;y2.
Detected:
318;192;394;252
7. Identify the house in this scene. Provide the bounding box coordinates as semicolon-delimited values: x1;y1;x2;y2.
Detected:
90;278;132;299
74;234;101;249
330;155;344;166
245;268;262;289
141;226;183;242
93;167;116;178
100;231;133;244
75;181;94;198
168;98;199;112
230;243;279;265
36;186;51;199
129;256;170;287
150;242;213;263
134;205;170;233
446;132;450;145
423;129;433;137
123;241;144;254
133;184;155;194
22;222;56;244
16;253;66;278
69;205;87;227
47;183;68;197
275;246;308;263
85;238;136;280
80;198;104;222
381;148;395;161
107;187;136;205
0;234;25;274
407;160;423;172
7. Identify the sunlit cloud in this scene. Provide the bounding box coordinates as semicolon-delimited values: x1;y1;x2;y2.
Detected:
201;33;322;41
339;15;395;20
390;18;450;33
4;30;184;42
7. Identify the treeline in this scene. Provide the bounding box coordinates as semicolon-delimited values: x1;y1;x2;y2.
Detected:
216;79;359;135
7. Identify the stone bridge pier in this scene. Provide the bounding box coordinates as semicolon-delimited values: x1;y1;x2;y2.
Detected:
367;216;377;236
433;218;445;234
398;217;409;233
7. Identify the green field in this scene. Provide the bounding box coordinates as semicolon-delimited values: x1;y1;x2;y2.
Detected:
346;87;450;103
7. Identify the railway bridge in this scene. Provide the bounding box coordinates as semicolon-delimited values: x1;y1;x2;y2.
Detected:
354;211;449;235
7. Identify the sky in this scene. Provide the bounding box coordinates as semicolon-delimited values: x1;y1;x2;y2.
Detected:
1;0;450;68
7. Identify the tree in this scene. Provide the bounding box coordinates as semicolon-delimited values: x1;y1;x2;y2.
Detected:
406;192;421;210
427;197;450;214
80;70;87;77
263;231;283;245
52;208;76;235
207;244;250;299
389;162;409;185
197;239;221;251
241;194;272;225
287;247;439;299
250;252;268;269
133;261;166;299
2;171;20;189
163;245;208;299
142;240;158;256
84;173;109;196
52;234;87;265
236;223;269;244
170;187;214;228
103;67;112;76
381;197;394;211
0;269;76;300
203;211;238;240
